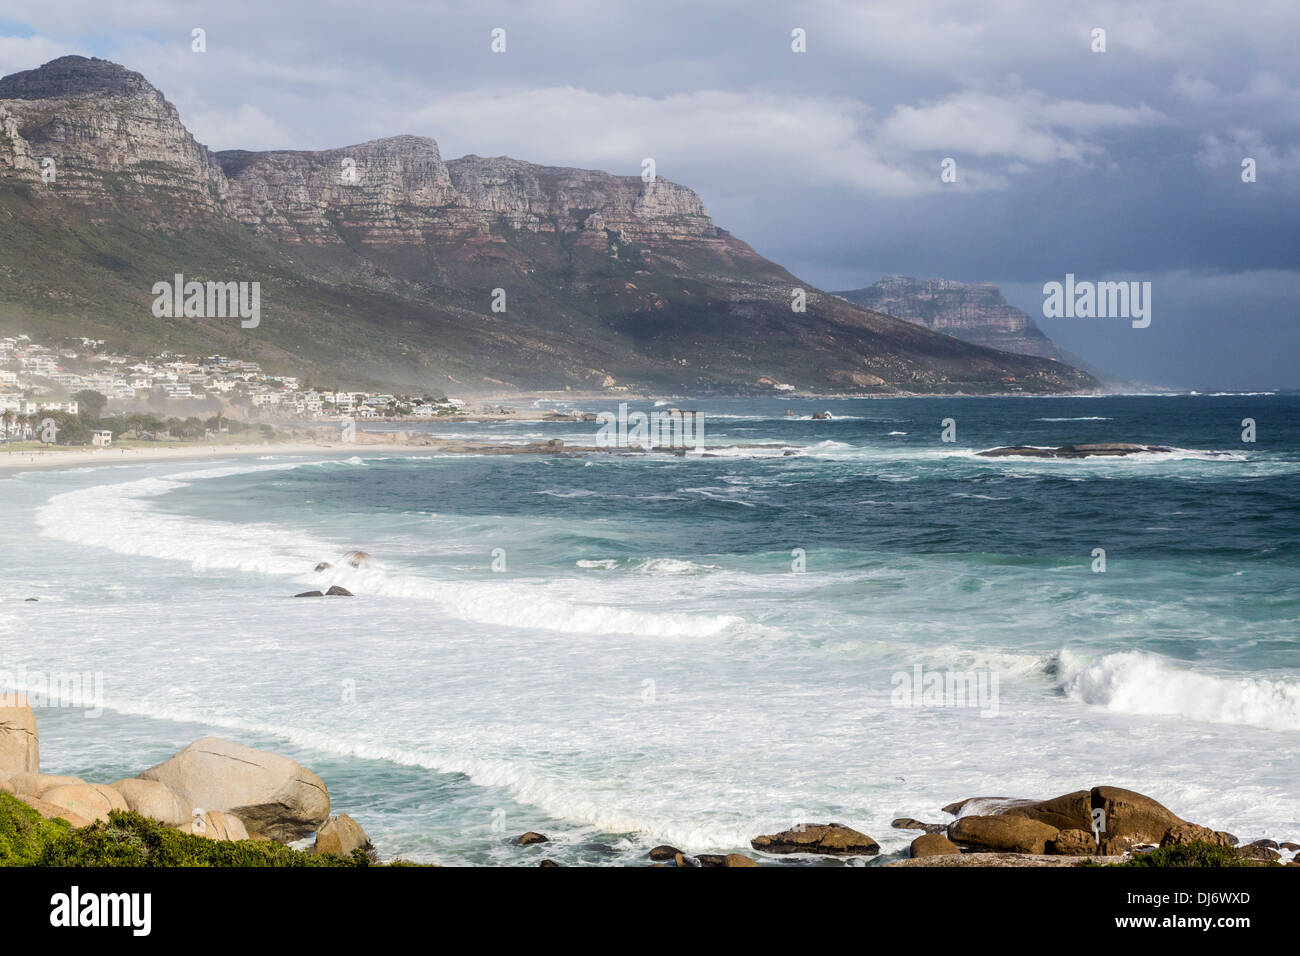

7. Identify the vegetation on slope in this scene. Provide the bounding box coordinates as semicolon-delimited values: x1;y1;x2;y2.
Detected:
0;792;375;867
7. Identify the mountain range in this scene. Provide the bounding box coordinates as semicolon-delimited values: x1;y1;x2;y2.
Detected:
0;56;1098;396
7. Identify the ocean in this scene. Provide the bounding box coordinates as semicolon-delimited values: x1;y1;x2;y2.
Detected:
2;394;1298;865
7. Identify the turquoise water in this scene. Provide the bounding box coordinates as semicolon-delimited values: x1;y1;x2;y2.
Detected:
3;394;1299;864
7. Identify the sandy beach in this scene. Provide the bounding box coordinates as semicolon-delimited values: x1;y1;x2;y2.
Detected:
0;440;425;475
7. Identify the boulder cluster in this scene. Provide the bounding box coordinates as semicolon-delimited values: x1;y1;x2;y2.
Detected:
663;788;1296;867
892;787;1295;865
0;699;371;858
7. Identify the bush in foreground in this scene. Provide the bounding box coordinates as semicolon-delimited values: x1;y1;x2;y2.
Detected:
1108;841;1264;868
0;792;371;867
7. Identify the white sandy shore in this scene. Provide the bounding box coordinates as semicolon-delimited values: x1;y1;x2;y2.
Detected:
0;441;426;475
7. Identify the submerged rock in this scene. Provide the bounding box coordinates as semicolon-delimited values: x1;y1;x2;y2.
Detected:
343;550;373;568
977;443;1173;459
516;831;549;846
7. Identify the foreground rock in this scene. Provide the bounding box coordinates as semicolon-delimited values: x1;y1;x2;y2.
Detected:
948;815;1060;854
14;792;92;828
1235;840;1282;863
183;809;250;841
751;823;879;856
138;736;330;841
39;783;129;824
0;700;39;774
516;831;549;846
649;844;682;861
1091;786;1186;845
892;817;947;833
1050;829;1101;856
944;791;1093;832
109;778;192;827
943;786;1238;855
890;852;1126;868
978;443;1173;459
910;833;961;858
314;813;373;858
7;772;87;797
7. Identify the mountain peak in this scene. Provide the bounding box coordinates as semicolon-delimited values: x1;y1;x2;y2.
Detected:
835;275;1084;368
0;55;159;99
0;54;1098;395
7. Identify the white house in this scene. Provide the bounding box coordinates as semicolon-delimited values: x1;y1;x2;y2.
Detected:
20;400;78;415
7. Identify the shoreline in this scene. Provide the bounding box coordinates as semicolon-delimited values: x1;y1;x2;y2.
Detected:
0;434;800;476
0;441;419;475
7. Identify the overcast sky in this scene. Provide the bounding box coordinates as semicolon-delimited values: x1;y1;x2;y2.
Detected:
2;1;1296;389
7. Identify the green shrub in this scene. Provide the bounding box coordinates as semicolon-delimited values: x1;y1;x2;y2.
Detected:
0;792;374;867
0;792;74;865
1112;841;1259;867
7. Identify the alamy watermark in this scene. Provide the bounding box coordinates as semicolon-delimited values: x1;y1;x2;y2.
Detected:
890;664;999;718
151;273;260;328
595;402;705;452
1043;274;1151;328
1;666;104;717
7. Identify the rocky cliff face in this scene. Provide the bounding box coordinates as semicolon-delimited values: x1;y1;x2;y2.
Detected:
0;56;228;218
218;136;464;244
836;276;1076;362
445;156;720;244
216;141;723;248
0;56;1099;395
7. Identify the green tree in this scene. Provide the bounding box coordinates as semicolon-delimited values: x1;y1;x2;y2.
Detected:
73;389;108;421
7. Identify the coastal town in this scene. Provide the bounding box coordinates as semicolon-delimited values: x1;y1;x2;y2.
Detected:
0;331;471;444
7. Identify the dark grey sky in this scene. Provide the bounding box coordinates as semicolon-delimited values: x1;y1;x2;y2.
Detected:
2;0;1296;388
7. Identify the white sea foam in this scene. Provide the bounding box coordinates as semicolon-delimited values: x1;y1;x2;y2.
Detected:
631;558;721;575
34;464;745;639
1057;649;1300;731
